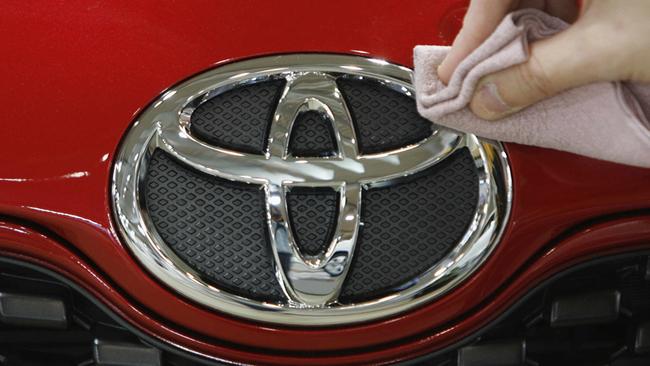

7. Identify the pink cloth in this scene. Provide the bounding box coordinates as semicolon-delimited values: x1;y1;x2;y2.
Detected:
414;9;650;168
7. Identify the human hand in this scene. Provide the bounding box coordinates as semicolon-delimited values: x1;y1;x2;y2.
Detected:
438;0;650;120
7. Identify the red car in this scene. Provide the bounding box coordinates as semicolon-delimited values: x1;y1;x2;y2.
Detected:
1;1;649;365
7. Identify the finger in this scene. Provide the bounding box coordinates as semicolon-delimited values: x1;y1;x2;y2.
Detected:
469;23;614;120
437;0;516;85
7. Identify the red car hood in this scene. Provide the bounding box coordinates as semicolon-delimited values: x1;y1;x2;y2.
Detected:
1;1;649;365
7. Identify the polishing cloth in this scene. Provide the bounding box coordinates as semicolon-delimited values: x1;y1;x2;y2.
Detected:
414;9;650;168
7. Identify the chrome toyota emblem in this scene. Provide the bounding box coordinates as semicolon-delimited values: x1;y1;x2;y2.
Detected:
112;54;511;326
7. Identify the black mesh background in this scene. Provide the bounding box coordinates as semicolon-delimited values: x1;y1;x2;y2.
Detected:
189;79;285;154
339;148;479;303
286;188;339;256
144;150;283;301
142;76;481;305
337;78;433;155
288;111;337;157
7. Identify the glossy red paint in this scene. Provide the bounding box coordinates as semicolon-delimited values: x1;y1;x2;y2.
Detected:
0;0;649;364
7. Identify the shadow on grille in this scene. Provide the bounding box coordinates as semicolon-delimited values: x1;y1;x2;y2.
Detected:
337;77;433;155
144;150;283;301
339;148;479;303
190;79;285;154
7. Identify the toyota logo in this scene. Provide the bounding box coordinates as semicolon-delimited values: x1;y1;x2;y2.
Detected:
112;54;511;326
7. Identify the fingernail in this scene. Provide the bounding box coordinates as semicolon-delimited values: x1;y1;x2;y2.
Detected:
472;82;513;119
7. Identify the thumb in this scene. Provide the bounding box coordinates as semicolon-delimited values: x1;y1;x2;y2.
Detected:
469;24;609;120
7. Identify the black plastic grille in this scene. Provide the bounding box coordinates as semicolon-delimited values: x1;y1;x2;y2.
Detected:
340;148;479;303
0;258;230;366
286;188;339;256
190;79;285;154
411;253;650;366
288;111;337;157
6;251;650;365
337;78;433;155
144;150;283;301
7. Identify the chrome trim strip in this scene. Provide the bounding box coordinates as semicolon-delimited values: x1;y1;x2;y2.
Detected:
112;54;512;326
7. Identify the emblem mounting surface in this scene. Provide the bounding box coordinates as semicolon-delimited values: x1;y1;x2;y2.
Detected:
112;54;512;326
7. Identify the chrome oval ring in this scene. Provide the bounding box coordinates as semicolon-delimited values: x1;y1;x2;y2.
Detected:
111;54;512;326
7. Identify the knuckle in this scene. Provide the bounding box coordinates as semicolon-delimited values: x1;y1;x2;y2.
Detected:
516;54;555;98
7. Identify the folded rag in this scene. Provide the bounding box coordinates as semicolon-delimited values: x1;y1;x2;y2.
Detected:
414;9;650;168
